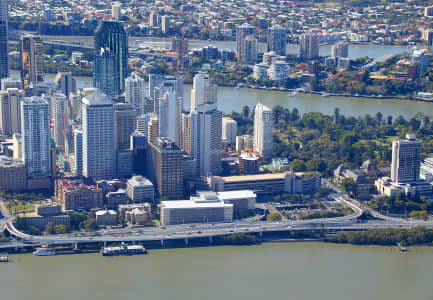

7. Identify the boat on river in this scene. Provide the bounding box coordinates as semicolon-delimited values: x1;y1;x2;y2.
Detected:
33;247;56;256
288;90;299;97
101;242;147;256
0;253;8;262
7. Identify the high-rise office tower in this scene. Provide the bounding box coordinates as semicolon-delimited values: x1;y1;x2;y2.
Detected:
82;92;116;180
222;117;237;145
73;127;83;176
111;2;121;21
147;114;159;143
331;42;349;58
21;35;44;89
391;134;422;183
94;47;120;97
158;90;182;145
53;93;68;148
136;112;156;136
0;88;23;137
53;72;76;98
236;23;255;61
171;38;189;56
125;73;146;115
147;137;184;199
161;15;169;33
148;74;183;101
94;21;128;96
253;103;273;158
190;73;216;111
181;112;191;154
190;102;222;176
267;25;287;56
0;0;9;82
114;103;136;150
300;33;319;59
21;97;51;176
149;13;158;27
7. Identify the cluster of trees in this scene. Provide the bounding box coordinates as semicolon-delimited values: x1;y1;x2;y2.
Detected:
230;105;433;177
326;227;433;246
45;223;68;235
370;192;433;216
216;233;260;245
69;212;98;231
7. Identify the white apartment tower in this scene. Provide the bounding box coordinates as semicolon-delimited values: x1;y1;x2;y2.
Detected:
125;73;146;115
222;117;237;144
21;97;51;176
158;89;183;145
190;73;217;111
53;93;68;148
391;134;422;184
254;103;273;158
82;92;116;180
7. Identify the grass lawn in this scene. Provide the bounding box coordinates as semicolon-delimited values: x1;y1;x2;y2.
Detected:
5;200;45;214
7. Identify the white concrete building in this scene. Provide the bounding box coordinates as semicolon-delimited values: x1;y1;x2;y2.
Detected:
160;197;233;226
125;73;146;115
267;61;290;81
190;102;222;176
111;2;121;21
222;117;237;144
254;103;273;158
391;134;422;184
21;97;50;176
190;73;217;111
236;135;254;152
253;63;268;81
126;176;154;203
82;92;116;180
158;89;182;145
53;93;67;148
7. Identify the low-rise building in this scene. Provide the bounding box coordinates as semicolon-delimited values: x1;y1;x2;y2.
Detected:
106;189;129;209
193;190;256;216
96;210;118;226
160;197;233;226
0;156;26;192
239;153;260;174
126;176;154;203
375;176;433;199
208;172;321;200
334;160;389;195
56;179;103;211
20;202;70;230
118;203;152;225
253;63;268;81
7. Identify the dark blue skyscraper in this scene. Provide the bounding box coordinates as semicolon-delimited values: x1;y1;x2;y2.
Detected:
0;0;9;82
93;21;128;96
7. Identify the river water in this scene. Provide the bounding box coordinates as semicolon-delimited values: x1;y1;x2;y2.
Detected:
1;242;432;300
42;35;415;59
9;70;431;119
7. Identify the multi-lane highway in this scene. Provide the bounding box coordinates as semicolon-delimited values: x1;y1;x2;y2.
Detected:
1;185;432;249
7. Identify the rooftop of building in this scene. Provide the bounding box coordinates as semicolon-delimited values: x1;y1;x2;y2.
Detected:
0;156;25;168
82;90;113;106
161;199;233;209
96;209;117;216
127;176;153;187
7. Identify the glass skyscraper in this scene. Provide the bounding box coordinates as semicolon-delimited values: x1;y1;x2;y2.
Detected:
0;0;9;81
93;21;128;96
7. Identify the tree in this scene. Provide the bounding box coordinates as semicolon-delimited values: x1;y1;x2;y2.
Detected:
45;222;56;235
290;159;306;172
54;224;67;234
85;218;98;231
267;212;282;221
340;177;357;195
